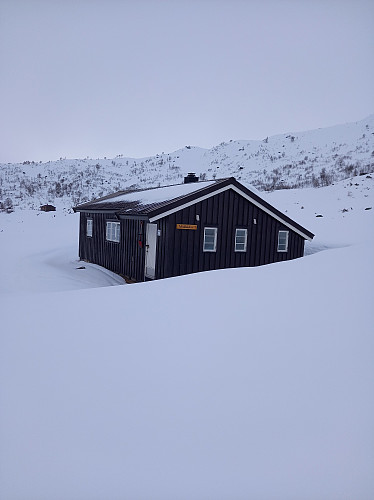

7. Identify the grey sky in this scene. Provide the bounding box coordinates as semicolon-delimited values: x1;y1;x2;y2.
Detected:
1;0;373;163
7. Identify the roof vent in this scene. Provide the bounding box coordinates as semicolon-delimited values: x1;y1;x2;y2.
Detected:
184;172;199;184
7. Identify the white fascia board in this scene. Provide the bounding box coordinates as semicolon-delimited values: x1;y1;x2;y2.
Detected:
149;184;313;241
149;185;229;222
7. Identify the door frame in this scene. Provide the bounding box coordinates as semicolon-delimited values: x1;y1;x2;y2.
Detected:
144;223;158;279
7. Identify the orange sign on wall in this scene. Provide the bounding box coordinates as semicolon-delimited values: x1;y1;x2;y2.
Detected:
176;224;197;230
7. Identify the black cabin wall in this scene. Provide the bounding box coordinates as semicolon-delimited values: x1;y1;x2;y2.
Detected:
155;189;305;279
78;188;306;282
79;212;146;281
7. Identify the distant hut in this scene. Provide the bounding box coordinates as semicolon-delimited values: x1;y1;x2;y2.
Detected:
40;204;56;212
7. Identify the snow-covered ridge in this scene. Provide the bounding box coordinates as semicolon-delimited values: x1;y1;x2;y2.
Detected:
1;114;373;211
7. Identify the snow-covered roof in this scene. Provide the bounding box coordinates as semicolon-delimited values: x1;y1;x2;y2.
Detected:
96;180;216;206
74;179;226;216
74;177;314;240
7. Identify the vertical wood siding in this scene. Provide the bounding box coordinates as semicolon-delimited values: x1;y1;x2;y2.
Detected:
78;188;306;281
79;212;146;282
155;189;305;279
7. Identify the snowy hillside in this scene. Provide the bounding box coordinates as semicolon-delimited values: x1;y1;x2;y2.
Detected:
1;174;373;499
1;114;373;211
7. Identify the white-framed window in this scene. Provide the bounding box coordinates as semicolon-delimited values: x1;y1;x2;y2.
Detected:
235;228;247;252
203;227;217;252
106;221;120;242
86;218;93;237
277;230;289;252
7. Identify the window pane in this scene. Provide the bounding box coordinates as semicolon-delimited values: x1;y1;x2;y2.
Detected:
203;227;217;252
235;228;247;251
106;221;120;242
87;219;92;237
278;231;288;251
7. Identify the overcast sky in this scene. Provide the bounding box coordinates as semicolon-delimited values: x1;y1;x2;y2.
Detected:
0;0;373;163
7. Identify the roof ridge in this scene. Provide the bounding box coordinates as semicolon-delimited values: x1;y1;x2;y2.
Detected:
123;177;229;194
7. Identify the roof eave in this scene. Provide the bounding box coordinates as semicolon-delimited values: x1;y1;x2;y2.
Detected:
73;207;119;214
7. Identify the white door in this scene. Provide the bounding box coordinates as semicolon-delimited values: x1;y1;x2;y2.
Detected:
145;223;157;279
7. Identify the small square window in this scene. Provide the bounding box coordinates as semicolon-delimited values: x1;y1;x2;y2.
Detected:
106;221;120;242
86;218;93;237
203;227;217;252
235;228;247;252
277;230;289;252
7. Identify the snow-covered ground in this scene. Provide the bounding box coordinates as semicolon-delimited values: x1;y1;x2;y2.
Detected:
0;177;373;500
268;174;374;252
0;210;125;295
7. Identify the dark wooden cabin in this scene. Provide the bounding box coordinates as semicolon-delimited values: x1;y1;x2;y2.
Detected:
73;175;314;282
40;204;56;212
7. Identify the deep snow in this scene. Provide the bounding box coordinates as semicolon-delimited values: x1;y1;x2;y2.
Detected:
0;177;373;500
0;210;125;294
